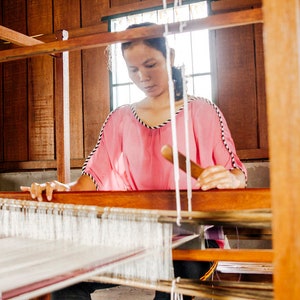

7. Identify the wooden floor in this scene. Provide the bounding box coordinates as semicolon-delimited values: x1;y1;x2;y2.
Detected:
92;285;207;299
92;286;154;300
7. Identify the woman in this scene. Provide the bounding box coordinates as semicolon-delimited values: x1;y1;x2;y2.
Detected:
21;23;246;300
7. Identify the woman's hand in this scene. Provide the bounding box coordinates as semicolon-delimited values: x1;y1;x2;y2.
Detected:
195;165;246;191
20;180;70;201
20;175;97;201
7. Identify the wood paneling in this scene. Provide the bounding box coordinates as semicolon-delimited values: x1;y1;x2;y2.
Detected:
213;24;258;150
110;0;139;6
211;0;262;12
2;0;28;162
254;23;268;150
104;0;192;19
210;0;268;159
81;0;110;157
27;0;54;161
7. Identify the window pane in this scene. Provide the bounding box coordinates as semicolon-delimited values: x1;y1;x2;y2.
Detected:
113;84;144;107
187;74;212;101
111;44;129;84
191;30;211;74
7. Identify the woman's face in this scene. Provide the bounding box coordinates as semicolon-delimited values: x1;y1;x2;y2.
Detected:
123;41;170;98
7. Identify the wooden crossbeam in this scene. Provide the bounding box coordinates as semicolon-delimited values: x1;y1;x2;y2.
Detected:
173;249;273;263
0;188;271;212
0;8;262;63
0;25;43;46
0;189;272;265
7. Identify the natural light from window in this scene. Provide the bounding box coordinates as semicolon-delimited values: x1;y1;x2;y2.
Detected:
110;1;211;109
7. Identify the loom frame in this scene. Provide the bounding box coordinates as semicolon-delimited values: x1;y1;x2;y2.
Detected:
0;0;299;299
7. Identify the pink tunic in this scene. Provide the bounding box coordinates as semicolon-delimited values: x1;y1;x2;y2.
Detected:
83;97;246;191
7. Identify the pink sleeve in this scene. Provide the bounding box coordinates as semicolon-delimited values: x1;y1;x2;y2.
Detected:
82;108;129;190
192;99;247;178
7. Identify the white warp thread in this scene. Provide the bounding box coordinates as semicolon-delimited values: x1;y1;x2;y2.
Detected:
163;0;182;226
0;199;174;283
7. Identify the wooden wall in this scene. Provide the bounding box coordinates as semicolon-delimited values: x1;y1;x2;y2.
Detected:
0;0;267;173
211;0;267;159
0;0;111;171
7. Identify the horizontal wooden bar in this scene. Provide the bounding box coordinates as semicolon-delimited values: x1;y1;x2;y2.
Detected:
224;228;272;240
0;8;262;63
101;0;188;19
0;25;44;46
0;188;271;212
0;158;84;171
0;189;273;265
173;249;273;262
211;0;262;12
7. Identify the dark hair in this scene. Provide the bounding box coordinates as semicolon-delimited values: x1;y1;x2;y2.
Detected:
121;22;183;101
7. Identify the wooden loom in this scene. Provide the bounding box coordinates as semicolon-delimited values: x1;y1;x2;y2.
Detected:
0;189;272;299
0;0;299;299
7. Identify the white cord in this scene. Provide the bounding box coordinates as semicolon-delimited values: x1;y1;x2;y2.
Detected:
181;65;192;214
163;0;181;226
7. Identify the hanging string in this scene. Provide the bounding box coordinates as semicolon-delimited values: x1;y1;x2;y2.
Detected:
162;0;193;221
180;60;192;215
172;0;192;214
163;0;181;226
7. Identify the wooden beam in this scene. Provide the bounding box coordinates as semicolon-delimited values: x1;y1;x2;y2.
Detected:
54;30;70;183
0;189;272;265
101;0;190;19
0;25;43;46
263;0;300;299
173;249;273;262
0;189;271;211
0;8;262;63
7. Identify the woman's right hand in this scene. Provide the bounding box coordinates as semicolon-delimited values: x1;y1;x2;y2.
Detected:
20;180;70;201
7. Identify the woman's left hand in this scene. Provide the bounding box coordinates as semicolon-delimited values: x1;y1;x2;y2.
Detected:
195;165;246;190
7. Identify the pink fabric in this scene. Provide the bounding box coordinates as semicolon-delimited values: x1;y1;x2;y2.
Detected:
83;97;246;191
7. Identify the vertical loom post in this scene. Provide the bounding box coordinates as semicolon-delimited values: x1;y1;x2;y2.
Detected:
54;30;70;183
263;0;300;298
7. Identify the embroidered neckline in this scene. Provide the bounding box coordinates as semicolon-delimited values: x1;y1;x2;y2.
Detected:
130;97;195;129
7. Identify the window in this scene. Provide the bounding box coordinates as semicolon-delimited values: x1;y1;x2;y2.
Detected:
109;1;211;109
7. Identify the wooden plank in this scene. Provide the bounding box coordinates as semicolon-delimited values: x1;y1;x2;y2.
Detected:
0;25;43;46
237;148;269;160
27;55;55;160
211;0;262;12
21;23;109;44
0;8;263;63
27;0;55;161
263;0;300;299
0;158;84;170
81;0;110;157
254;23;268;151
0;188;272;265
173;249;273;262
2;0;28;162
105;0;196;17
0;189;271;211
213;24;258;150
54;30;70;183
